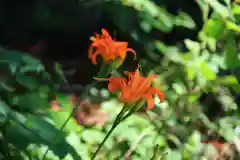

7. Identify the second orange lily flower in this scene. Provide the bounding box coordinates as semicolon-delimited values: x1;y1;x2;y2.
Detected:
88;29;136;65
96;66;164;109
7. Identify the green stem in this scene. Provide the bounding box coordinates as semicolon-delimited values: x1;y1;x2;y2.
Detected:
42;100;81;160
42;81;99;160
120;101;145;122
42;63;110;160
91;122;117;160
91;106;126;160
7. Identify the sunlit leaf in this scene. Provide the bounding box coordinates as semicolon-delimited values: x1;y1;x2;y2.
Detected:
224;31;240;68
175;12;196;29
200;62;216;80
205;0;231;19
202;18;225;39
184;39;201;55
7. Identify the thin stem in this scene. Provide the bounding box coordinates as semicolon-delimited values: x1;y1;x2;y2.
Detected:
120;101;145;122
150;145;159;160
42;100;81;160
91;106;126;160
91;122;117;160
42;81;99;160
42;63;110;160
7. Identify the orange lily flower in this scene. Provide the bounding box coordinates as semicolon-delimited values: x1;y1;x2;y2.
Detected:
96;67;164;109
88;29;136;65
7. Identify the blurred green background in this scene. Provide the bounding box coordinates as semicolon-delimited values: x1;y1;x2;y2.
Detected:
1;0;240;159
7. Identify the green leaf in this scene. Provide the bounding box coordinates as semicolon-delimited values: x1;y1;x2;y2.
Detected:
155;41;183;63
166;150;182;160
66;132;89;159
200;62;216;80
205;0;231;19
0;47;44;73
174;11;196;29
125;0;174;32
55;63;67;83
196;0;210;21
16;73;38;90
231;84;240;93
186;66;196;81
215;75;238;85
81;129;105;144
50;110;82;132
172;82;187;95
224;31;240;69
187;92;202;104
140;20;152;32
0;100;9;125
98;63;113;78
184;39;201;55
207;37;217;52
226;20;240;33
219;117;236;141
188;130;201;147
7;112;81;159
232;4;240;15
202;18;225;39
12;92;49;111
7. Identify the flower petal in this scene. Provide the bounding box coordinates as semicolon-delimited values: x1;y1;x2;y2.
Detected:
146;88;164;103
108;77;127;92
91;51;101;65
142;94;155;109
126;48;137;60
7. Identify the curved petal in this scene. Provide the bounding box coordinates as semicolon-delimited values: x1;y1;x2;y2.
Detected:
126;48;137;60
91;51;101;65
146;88;164;103
108;77;127;92
101;29;112;40
142;93;155;109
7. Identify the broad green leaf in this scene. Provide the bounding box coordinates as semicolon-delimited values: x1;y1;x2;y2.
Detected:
7;112;81;159
202;18;225;39
50;110;82;132
0;47;44;73
66;132;89;159
12;92;49;111
224;31;240;68
200;62;216;80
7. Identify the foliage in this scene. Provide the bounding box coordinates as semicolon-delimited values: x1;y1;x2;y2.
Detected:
0;0;240;160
